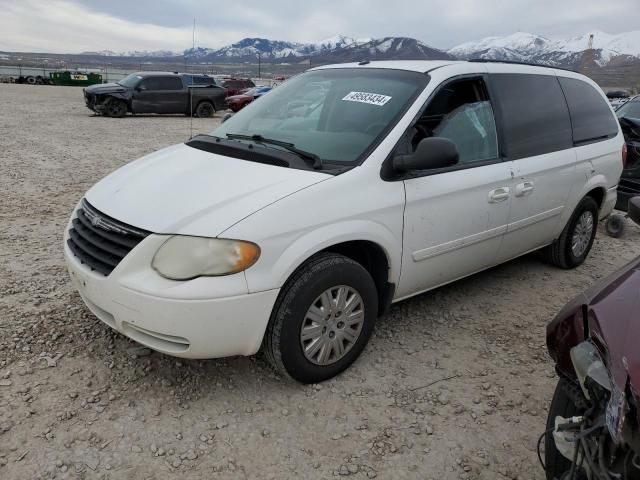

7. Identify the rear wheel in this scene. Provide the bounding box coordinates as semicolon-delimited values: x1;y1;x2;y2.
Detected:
545;196;599;269
195;101;215;118
263;252;378;383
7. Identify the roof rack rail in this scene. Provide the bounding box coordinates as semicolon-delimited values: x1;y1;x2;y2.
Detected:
467;58;576;72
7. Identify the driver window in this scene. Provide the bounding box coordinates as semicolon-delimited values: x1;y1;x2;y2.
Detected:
412;78;499;164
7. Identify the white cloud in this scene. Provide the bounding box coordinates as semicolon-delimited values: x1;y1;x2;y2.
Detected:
0;0;245;53
0;0;638;53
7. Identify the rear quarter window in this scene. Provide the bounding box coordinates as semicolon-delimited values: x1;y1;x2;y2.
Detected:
558;77;619;144
491;73;573;160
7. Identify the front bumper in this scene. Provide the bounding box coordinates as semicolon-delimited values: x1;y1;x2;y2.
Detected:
84;91;103;113
63;232;279;359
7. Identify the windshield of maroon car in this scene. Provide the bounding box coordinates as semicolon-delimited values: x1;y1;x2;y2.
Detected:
213;68;429;164
118;74;143;88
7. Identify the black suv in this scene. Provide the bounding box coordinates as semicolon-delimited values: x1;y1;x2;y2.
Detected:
83;72;227;117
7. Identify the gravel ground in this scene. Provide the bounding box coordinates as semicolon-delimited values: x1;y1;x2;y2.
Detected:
1;83;639;480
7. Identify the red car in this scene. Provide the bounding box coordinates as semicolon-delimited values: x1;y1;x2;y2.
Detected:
543;196;640;480
225;86;272;112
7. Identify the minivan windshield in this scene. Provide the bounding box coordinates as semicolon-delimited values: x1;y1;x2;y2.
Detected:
118;74;142;88
213;68;429;164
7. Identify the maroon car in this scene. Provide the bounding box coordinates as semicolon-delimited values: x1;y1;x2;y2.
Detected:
221;78;255;97
225;86;272;112
543;196;640;480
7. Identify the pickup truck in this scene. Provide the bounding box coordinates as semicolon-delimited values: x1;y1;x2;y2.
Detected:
83;72;227;117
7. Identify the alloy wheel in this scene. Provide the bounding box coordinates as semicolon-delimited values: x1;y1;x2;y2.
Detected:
300;285;365;366
571;211;594;257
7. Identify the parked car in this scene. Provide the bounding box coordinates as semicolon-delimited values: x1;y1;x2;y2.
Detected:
544;196;640;479
64;60;623;383
83;72;227;117
607;90;630;109
226;86;272;112
613;98;640;211
222;78;256;96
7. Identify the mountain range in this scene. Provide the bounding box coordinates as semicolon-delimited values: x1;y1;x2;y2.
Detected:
449;31;640;67
77;30;640;69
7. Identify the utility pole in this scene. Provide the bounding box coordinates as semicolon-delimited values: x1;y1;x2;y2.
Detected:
257;53;261;79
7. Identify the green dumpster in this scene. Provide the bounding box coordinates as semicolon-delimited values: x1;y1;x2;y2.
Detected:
49;71;103;86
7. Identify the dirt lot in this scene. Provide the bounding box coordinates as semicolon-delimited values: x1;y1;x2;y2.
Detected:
1;83;639;480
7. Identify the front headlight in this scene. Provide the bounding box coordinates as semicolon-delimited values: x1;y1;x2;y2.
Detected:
152;236;260;280
570;341;611;400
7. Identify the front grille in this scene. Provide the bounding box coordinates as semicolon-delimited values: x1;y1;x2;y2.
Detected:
67;199;150;276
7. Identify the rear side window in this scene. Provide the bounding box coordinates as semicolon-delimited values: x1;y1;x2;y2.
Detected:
140;76;183;90
156;77;183;90
558;77;619;144
491;73;573;160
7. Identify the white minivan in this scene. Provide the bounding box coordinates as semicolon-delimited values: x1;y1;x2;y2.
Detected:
64;60;624;383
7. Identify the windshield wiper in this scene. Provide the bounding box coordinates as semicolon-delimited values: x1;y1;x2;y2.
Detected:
226;133;323;170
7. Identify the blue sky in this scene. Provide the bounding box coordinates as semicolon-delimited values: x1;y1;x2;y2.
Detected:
0;0;637;53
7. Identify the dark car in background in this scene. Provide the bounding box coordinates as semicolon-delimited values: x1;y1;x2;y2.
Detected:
607;90;630;109
543;197;640;480
221;78;255;96
615;96;640;211
83;72;227;117
226;86;272;112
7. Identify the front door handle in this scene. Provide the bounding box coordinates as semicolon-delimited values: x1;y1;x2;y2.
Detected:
488;187;510;203
515;181;535;197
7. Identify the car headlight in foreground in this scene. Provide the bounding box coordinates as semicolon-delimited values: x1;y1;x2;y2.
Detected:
152;236;260;280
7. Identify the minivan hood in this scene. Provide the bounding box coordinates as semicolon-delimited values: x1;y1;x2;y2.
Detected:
85;143;330;236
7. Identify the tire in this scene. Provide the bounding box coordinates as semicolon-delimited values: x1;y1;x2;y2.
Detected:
26;76;36;85
104;99;126;118
263;252;378;383
195;101;215;118
605;214;625;238
545;196;599;269
544;379;586;480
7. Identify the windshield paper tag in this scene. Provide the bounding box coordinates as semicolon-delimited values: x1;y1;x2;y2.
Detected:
342;91;392;106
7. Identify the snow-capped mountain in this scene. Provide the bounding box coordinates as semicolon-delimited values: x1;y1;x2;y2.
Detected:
184;36;375;61
448;30;640;67
317;37;453;62
448;32;552;61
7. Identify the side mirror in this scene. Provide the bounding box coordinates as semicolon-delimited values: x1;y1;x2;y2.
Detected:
628;196;640;225
221;112;234;123
393;137;459;173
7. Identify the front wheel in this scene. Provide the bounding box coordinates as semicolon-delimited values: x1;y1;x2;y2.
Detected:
545;379;586;480
104;99;127;117
263;253;378;383
545;196;599;269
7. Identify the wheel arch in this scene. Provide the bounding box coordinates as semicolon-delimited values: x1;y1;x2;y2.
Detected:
556;177;608;236
584;185;605;209
318;240;394;315
245;223;401;316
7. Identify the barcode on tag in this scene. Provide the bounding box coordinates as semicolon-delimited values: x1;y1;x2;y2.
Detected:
342;91;392;107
